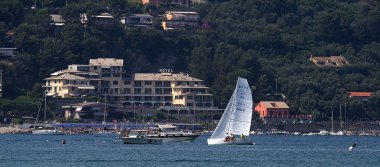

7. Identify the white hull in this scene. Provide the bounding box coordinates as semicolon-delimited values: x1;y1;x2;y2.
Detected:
32;129;64;135
207;137;255;145
122;137;162;144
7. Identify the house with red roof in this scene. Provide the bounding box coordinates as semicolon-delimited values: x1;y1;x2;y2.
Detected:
254;101;290;119
349;92;372;101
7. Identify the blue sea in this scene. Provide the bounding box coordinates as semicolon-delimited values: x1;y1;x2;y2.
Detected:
0;134;379;167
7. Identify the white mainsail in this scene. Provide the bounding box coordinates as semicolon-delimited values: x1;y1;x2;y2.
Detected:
210;77;253;140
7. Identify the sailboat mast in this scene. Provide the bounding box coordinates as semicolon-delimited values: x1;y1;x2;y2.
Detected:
44;93;47;128
103;91;106;123
331;108;334;133
227;78;239;134
340;104;342;130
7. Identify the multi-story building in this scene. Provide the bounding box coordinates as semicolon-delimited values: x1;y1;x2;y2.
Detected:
161;11;199;31
43;58;217;120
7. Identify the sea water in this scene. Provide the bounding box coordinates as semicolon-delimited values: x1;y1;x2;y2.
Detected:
0;134;379;167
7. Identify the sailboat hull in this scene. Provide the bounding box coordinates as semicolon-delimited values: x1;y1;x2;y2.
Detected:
207;138;255;145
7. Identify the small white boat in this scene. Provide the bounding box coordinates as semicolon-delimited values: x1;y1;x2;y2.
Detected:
207;77;255;145
32;94;64;135
122;130;162;144
32;128;64;135
318;130;329;136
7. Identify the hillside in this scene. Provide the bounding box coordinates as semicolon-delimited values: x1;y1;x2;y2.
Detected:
0;0;379;121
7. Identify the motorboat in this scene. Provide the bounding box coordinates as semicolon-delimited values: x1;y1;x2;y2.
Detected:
147;124;202;142
121;130;162;144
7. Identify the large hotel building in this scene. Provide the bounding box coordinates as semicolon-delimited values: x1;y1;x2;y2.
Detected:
43;58;217;120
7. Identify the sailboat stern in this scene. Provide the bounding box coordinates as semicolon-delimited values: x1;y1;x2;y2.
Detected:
207;137;254;145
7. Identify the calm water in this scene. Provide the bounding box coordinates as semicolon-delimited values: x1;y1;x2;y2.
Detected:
0;134;379;167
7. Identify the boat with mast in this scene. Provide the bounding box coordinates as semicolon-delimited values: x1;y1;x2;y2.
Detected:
32;92;64;135
207;77;255;145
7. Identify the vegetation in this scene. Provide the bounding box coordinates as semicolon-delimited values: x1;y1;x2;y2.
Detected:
0;0;380;122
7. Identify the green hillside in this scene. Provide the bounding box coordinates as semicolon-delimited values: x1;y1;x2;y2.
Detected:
0;0;380;121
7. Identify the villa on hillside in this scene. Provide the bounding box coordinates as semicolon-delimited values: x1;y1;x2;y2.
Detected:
161;11;199;31
310;55;350;67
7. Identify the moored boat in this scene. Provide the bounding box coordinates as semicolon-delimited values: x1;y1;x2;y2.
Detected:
122;131;162;144
147;124;202;142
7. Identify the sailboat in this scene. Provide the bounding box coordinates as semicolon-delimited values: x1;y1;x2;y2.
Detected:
207;77;255;145
32;93;64;135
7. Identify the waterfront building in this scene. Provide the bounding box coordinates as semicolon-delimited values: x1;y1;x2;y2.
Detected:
254;101;290;119
43;58;217;121
62;101;119;120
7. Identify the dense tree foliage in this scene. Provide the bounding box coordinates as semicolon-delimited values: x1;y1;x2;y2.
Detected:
1;0;380;121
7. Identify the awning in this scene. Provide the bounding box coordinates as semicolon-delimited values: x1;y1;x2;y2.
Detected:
75;107;82;112
77;86;95;90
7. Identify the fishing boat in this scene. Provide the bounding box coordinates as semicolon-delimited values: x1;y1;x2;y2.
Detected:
121;130;162;144
32;93;64;135
207;77;255;145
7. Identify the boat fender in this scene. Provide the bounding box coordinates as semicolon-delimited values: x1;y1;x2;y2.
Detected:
180;134;183;137
166;134;169;138
61;139;66;144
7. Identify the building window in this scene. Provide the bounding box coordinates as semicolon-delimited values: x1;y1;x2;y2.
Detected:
155;81;162;87
145;88;152;94
102;73;111;77
124;81;131;85
113;81;118;85
155;88;162;94
145;81;152;85
113;73;120;77
94;66;97;70
134;81;141;87
187;96;193;99
163;81;170;87
134;88;141;94
145;96;152;101
124;88;131;94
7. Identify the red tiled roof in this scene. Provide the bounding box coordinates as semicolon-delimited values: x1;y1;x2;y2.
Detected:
349;92;371;97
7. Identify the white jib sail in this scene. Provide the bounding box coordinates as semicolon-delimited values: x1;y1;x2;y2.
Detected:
210;77;253;139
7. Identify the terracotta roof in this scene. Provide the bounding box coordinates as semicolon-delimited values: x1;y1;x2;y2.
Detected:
349;92;371;97
259;101;289;109
45;73;87;80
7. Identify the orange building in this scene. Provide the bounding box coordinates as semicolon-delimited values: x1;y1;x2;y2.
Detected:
349;92;372;101
254;101;290;119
